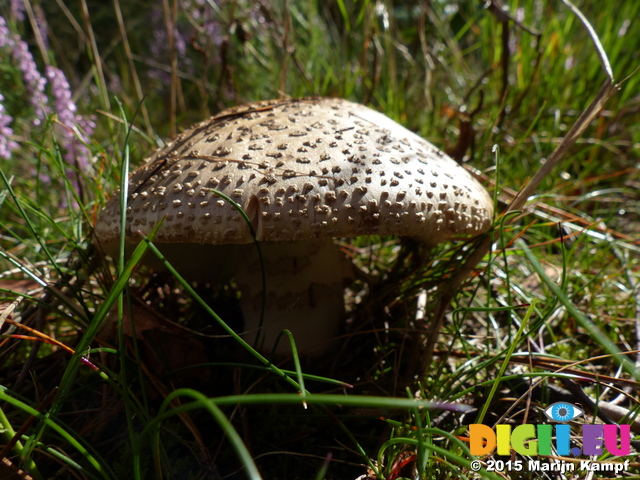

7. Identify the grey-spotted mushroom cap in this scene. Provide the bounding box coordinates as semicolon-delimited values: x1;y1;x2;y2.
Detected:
94;97;494;356
94;97;493;247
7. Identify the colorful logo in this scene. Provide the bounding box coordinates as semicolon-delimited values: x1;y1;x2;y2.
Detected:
469;402;630;457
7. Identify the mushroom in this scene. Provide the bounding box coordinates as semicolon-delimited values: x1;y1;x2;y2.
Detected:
94;98;493;356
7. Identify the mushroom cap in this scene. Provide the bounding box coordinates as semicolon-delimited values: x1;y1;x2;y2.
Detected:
94;97;493;246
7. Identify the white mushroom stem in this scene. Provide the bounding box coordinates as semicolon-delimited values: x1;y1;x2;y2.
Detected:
234;239;353;356
101;238;352;357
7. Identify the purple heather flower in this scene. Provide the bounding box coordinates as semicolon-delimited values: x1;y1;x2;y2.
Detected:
46;66;76;126
10;0;25;21
45;66;95;172
149;0;230;84
0;94;18;159
0;15;50;125
182;0;224;47
0;16;12;48
15;42;49;124
0;15;95;172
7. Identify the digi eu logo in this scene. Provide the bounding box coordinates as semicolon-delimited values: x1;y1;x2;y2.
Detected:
469;402;631;457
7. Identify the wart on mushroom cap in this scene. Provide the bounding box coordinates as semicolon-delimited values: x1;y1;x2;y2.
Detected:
94;97;494;356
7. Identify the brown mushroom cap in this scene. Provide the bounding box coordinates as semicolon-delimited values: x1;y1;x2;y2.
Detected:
94;97;493;247
94;97;494;356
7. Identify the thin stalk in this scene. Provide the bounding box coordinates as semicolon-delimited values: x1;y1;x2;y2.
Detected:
0;404;42;480
475;299;537;425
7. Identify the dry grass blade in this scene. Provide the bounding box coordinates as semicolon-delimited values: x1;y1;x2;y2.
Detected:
507;0;621;213
23;1;49;66
0;280;42;330
436;349;640;389
559;0;614;82
79;0;110;112
509;354;640;390
3;318;77;356
113;0;153;136
421;3;628;370
0;458;34;480
505;80;617;214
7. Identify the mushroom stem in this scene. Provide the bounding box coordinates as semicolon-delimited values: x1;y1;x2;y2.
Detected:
234;239;353;356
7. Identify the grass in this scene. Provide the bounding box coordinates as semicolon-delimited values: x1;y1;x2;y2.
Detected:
1;0;640;479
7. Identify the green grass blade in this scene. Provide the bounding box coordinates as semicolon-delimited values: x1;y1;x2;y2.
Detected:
151;389;262;480
140;237;304;391
0;387;111;480
517;238;640;381
475;299;537;425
